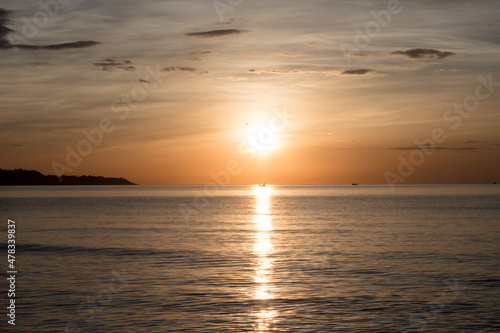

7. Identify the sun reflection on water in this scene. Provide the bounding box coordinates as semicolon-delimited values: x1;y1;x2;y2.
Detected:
256;310;277;331
252;185;277;330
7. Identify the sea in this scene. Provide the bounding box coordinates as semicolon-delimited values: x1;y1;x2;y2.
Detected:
0;185;499;332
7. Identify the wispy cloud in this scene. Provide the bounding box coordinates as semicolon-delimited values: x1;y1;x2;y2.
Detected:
290;83;317;88
0;8;15;46
215;17;247;25
463;141;482;144
190;49;215;55
434;68;460;72
248;68;384;77
217;76;247;81
389;146;476;152
324;69;385;77
349;49;456;62
338;139;360;143
348;51;388;58
162;67;208;74
278;52;307;57
482;24;500;31
247;69;306;75
94;58;136;71
30;61;49;67
0;8;99;51
185;29;251;38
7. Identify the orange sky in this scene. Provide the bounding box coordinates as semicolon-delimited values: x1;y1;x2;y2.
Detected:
1;1;499;184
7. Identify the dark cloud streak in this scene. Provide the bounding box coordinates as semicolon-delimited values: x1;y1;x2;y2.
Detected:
341;69;373;75
0;7;99;51
162;67;208;74
94;58;135;71
248;69;304;75
190;49;214;55
10;40;100;51
0;8;15;48
163;67;198;72
185;29;251;38
391;48;455;59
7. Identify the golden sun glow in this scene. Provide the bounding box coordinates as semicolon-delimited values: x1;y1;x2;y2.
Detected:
246;123;279;154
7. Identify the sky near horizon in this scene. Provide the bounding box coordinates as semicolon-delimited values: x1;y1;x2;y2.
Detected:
1;0;499;185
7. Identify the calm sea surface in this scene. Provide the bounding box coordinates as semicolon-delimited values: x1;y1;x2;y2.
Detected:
0;185;499;332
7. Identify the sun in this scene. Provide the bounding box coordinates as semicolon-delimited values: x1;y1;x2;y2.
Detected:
246;122;278;154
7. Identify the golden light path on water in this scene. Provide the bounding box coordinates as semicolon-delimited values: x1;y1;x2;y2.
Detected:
252;185;277;331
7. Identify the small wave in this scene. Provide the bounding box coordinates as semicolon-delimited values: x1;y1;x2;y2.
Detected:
13;243;177;258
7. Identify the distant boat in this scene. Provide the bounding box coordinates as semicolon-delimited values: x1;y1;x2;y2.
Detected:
352;183;358;186
259;183;266;187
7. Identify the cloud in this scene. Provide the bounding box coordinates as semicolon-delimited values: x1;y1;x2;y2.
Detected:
278;52;307;57
389;146;476;152
163;66;197;72
391;48;455;60
162;67;208;74
215;17;246;25
324;69;385;77
29;56;56;67
217;76;247;81
350;49;456;64
348;51;387;58
0;8;99;51
434;68;460;72
185;29;251;38
464;140;489;144
248;68;383;77
247;69;306;75
30;61;49;67
482;24;500;31
290;83;317;88
0;8;14;39
190;49;214;55
341;69;373;76
239;51;259;57
15;41;100;51
94;58;136;71
338;139;360;143
189;49;214;61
